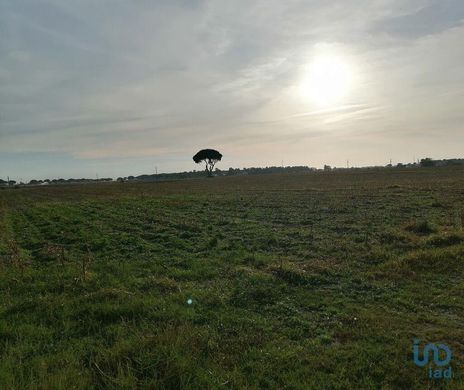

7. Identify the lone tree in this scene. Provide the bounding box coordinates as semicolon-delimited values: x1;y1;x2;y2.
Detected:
193;149;222;177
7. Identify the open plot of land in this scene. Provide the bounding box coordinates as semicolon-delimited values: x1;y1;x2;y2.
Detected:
1;167;464;389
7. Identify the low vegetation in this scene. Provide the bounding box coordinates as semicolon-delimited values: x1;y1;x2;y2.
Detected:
0;167;463;388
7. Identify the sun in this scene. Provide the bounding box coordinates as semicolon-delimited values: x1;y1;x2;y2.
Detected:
300;53;353;107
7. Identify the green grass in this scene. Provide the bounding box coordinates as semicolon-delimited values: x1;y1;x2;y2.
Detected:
1;167;464;389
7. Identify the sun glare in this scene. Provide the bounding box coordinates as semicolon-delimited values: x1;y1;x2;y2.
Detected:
300;52;354;107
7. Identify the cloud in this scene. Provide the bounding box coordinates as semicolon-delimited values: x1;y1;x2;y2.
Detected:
1;0;464;179
374;0;464;39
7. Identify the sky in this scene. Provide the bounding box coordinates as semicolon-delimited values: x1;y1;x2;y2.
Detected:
1;0;464;181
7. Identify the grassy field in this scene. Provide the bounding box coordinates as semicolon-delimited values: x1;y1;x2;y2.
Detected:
1;167;463;389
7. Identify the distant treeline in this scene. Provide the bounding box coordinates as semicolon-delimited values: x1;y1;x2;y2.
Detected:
2;158;464;187
0;178;113;187
415;158;464;168
132;166;315;182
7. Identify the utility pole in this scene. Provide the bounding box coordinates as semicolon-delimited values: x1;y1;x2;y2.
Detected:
347;160;349;169
155;166;158;175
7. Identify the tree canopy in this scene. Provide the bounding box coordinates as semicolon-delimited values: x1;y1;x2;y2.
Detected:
193;149;223;177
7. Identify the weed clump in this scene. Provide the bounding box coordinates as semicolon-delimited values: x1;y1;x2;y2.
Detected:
426;232;464;247
404;220;436;235
207;237;218;249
